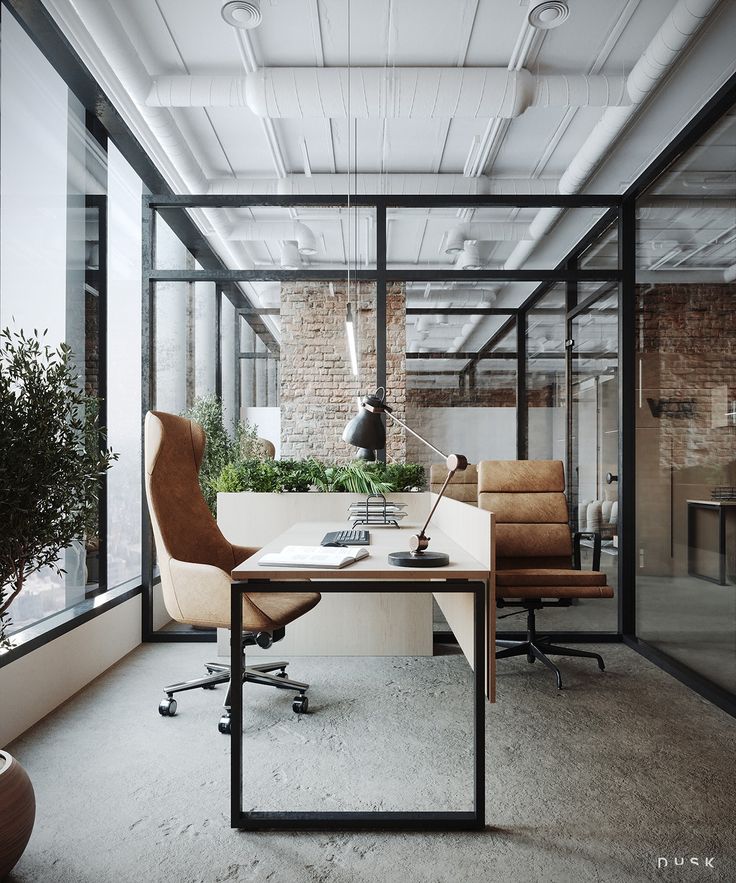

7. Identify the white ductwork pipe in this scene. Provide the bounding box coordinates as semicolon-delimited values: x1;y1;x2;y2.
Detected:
147;69;629;118
503;0;722;271
444;223;534;248
724;263;736;283
208;174;560;196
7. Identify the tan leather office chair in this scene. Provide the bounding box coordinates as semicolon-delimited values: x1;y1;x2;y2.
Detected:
478;460;613;689
144;411;320;732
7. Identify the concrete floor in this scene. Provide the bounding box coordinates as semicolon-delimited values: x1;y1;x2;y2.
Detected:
7;641;736;883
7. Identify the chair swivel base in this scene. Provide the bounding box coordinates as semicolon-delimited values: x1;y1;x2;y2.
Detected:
158;658;310;733
496;639;605;690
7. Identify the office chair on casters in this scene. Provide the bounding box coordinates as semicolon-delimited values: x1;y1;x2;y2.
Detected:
478;460;614;690
144;411;321;733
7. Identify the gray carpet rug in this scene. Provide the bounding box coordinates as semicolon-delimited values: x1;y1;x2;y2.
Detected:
7;642;736;883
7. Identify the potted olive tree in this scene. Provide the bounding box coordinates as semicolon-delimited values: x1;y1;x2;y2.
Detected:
0;327;116;878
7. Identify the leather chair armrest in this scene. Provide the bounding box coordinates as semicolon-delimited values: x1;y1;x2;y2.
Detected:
573;531;602;572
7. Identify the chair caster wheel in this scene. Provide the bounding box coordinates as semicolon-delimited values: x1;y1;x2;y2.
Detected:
292;695;309;714
527;654;535;664
159;697;177;717
202;684;216;690
218;715;232;735
277;669;288;678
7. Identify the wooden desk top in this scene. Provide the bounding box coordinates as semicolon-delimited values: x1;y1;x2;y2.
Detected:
232;521;489;582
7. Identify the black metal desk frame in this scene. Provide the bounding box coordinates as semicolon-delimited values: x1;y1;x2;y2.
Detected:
687;500;733;586
230;578;486;831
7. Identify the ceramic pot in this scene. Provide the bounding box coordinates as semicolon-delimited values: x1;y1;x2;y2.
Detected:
0;750;35;879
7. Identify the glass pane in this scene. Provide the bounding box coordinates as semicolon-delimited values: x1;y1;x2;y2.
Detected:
107;143;142;588
0;9;108;633
635;102;736;691
569;289;619;629
387;206;614;271
152;279;219;415
578;221;618;270
155;205;376;270
405;281;516;472
526;285;566;461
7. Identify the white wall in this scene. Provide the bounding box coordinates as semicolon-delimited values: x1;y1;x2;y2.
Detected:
0;596;142;747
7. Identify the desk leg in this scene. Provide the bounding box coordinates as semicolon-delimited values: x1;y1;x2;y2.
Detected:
719;508;727;586
473;581;486;827
230;581;244;827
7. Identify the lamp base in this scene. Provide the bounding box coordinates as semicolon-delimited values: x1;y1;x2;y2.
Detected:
388;550;450;568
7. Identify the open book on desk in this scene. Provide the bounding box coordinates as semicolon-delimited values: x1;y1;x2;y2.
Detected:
258;545;369;569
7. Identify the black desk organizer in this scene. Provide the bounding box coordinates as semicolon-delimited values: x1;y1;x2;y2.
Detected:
349;493;401;528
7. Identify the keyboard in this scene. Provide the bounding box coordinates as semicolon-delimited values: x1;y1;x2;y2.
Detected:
321;529;370;546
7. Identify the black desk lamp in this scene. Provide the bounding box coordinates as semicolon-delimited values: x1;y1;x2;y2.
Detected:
342;388;468;567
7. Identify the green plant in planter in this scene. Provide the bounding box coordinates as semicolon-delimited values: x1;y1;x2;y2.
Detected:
367;462;426;492
182;395;267;513
211;458;319;494
0;328;117;647
311;461;393;494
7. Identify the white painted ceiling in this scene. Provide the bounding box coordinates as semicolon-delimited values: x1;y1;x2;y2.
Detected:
43;0;736;370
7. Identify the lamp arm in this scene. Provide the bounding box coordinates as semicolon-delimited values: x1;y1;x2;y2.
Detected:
416;467;456;545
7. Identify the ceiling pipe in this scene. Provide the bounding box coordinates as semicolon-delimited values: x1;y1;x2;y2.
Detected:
146;69;629;118
227;220;318;254
503;0;722;272
444;222;536;249
207;174;560;195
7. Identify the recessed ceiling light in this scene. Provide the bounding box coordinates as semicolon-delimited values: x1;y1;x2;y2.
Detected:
221;0;262;30
528;1;569;30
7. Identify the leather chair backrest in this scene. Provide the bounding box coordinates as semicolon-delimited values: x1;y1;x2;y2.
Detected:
144;411;237;620
429;463;478;505
478;460;571;569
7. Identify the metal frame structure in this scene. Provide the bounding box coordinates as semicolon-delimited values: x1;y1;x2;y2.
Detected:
141;191;623;642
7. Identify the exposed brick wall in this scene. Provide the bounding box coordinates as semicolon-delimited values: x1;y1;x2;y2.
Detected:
407;384;516;408
279;281;406;460
637;283;736;471
636;283;736;575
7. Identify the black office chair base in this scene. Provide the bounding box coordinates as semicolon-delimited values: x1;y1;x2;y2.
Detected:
496;602;605;690
496;639;605;689
159;631;310;731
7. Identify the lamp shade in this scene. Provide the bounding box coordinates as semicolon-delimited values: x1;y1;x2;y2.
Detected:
342;395;387;450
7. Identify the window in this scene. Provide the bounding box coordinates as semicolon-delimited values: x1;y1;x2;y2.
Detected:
0;9;144;639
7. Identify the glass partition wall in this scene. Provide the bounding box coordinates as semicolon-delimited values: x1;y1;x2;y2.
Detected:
633;101;736;697
143;195;622;638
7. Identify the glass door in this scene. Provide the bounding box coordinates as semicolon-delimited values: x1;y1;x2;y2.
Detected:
569;285;619;629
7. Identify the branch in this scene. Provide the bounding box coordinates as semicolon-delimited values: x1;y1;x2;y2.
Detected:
0;564;25;617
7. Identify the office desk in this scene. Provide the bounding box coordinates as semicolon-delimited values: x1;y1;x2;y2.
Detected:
230;520;491;831
687;500;736;585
